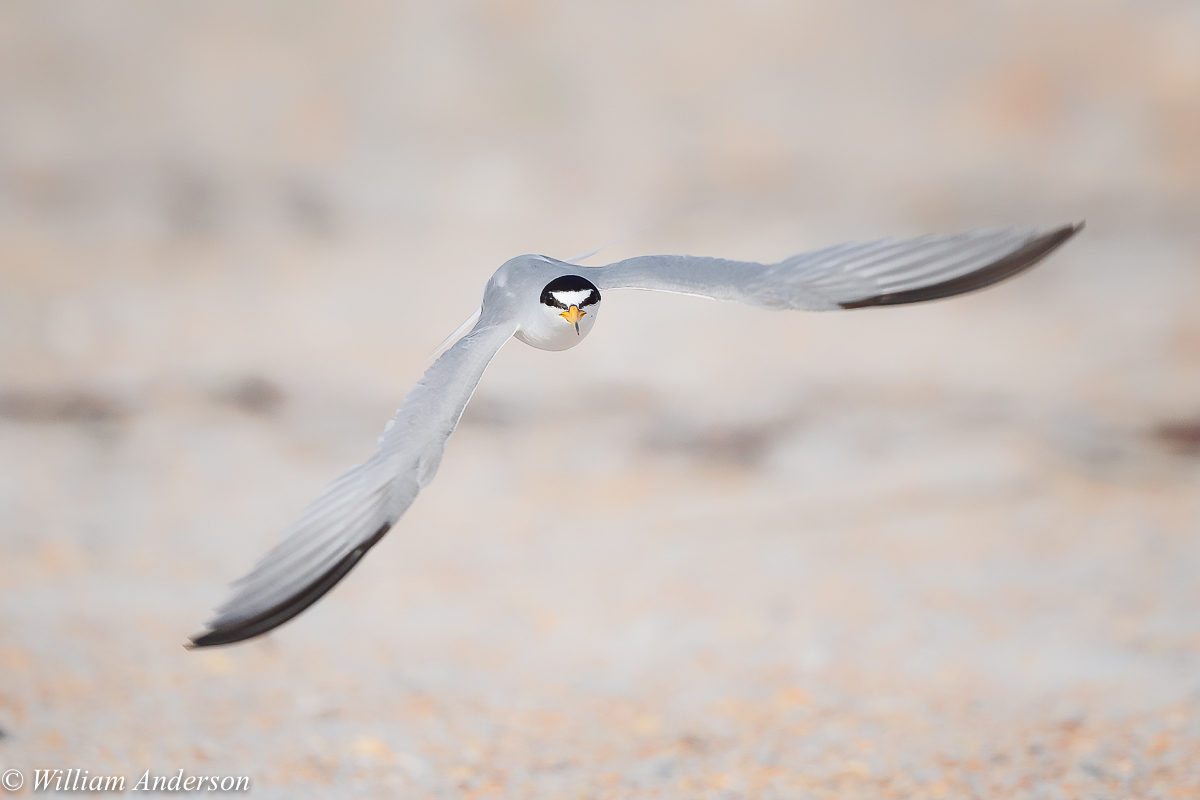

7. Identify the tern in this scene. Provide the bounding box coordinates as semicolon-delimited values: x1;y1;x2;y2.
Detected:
190;223;1081;647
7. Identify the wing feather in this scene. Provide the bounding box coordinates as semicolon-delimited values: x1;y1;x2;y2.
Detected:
584;224;1080;311
189;319;516;648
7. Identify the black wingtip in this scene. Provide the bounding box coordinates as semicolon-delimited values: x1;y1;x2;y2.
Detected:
839;223;1083;310
187;522;392;649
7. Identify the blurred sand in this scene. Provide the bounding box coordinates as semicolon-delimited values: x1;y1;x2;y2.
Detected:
1;1;1200;797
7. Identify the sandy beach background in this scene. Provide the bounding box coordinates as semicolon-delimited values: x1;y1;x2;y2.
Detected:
1;1;1199;797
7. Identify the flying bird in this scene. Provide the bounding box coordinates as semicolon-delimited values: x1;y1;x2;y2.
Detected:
190;223;1081;647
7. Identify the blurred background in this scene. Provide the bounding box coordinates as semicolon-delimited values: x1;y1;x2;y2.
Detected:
1;1;1199;797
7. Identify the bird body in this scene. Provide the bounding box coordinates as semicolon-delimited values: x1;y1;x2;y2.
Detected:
503;262;602;349
190;223;1081;648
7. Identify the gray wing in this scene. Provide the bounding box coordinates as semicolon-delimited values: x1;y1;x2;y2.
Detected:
189;319;516;647
583;224;1081;310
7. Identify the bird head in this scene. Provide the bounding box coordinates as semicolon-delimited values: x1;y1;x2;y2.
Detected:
539;275;601;337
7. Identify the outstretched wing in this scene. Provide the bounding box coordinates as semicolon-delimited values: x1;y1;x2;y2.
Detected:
189;319;517;647
584;224;1080;310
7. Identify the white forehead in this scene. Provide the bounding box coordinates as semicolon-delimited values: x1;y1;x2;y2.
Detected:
548;289;595;306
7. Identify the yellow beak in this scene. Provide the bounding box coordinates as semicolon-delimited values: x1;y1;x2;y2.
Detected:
560;304;586;334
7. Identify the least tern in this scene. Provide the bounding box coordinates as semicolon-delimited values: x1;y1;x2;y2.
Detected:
190;223;1081;647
